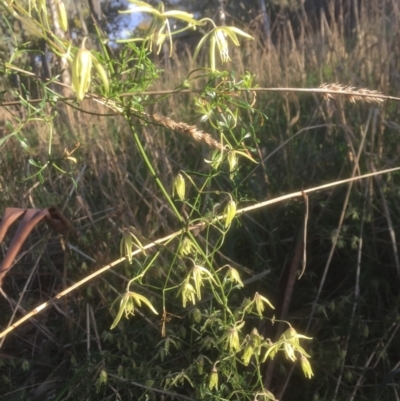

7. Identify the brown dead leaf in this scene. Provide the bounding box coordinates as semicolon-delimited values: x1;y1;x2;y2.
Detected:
0;207;74;287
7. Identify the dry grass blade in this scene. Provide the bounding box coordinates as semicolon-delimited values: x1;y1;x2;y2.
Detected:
370;162;400;280
319;83;385;104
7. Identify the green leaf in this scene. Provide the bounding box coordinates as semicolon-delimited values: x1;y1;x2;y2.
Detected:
132;293;158;314
0;132;15;147
225;26;254;40
192;31;212;63
110;294;130;329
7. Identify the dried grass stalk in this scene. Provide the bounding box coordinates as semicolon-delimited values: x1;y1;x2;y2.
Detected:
94;97;225;150
319;83;384;104
150;113;224;150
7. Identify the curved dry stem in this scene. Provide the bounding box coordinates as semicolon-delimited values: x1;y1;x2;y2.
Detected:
2;69;400;108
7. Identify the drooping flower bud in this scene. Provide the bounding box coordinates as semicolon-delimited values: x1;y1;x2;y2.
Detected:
178;236;195;256
250;327;263;349
225;266;244;287
241;336;254;366
99;369;108;385
196;355;204;375
224;199;236;228
300;355;314;379
208;367;218;390
120;229;134;263
227;151;238;179
191;307;202;323
72;46;92;101
173;173;186;201
254;292;275;316
56;1;68;32
282;327;299;345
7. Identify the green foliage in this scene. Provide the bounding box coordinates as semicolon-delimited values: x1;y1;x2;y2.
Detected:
0;1;314;400
1;1;400;401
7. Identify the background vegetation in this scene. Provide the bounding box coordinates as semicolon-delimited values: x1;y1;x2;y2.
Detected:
1;0;400;400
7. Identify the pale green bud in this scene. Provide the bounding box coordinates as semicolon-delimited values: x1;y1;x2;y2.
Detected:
241;340;254;366
363;324;369;338
250;327;263;350
344;370;353;383
282;327;299;346
99;369;107;385
173;173;186;201
72;47;92;101
120;229;134;263
196;355;204;375
224;200;236;228
254;292;275;316
179;325;187;339
178;236;195;256
178;280;196;307
139;362;145;374
124;295;135;317
208;367;218;390
191;307;202;323
227;150;238;179
56;1;68;32
225;266;243;287
21;360;30;371
220;322;244;352
300;355;314;379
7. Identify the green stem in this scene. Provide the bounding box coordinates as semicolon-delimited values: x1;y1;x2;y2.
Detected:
129;124;184;223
